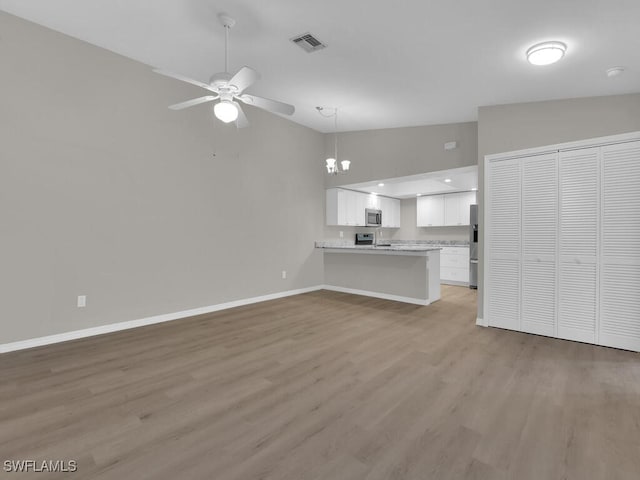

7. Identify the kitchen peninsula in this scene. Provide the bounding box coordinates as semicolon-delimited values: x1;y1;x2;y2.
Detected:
316;242;441;305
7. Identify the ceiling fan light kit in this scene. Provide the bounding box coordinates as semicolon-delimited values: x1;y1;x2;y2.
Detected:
154;13;294;128
214;100;239;123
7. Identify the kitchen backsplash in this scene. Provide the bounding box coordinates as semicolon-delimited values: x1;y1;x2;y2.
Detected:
323;225;469;243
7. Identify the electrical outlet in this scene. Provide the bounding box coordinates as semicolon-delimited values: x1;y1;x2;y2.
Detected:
282;270;287;279
339;231;344;238
77;295;87;308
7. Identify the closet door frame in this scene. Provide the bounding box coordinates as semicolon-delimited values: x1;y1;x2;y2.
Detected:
482;131;640;349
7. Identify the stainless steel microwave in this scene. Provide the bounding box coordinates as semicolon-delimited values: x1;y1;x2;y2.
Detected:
365;208;382;227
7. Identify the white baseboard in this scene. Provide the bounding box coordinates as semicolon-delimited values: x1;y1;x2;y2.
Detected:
0;286;323;354
441;280;469;287
322;284;430;306
476;317;487;327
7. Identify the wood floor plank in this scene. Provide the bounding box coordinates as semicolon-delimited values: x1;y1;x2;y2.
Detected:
1;286;639;479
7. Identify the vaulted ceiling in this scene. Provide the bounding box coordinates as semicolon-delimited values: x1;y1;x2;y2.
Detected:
1;0;638;132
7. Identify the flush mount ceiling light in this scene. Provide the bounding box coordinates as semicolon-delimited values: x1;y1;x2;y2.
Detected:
444;178;452;183
378;183;385;187
318;107;351;175
606;66;625;77
526;41;567;66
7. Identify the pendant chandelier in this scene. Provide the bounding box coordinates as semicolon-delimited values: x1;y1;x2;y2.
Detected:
318;107;351;175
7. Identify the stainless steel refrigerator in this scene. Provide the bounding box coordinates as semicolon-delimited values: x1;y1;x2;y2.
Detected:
469;204;478;289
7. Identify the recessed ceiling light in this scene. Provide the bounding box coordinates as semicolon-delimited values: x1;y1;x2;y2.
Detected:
444;178;452;183
526;41;567;66
371;192;377;195
606;66;625;77
471;187;478;191
378;183;385;187
416;194;422;197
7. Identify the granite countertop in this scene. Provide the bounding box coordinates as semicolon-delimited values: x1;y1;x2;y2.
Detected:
395;240;470;247
315;240;468;251
315;241;441;252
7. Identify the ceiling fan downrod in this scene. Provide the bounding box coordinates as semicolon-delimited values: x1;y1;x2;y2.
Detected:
218;13;236;74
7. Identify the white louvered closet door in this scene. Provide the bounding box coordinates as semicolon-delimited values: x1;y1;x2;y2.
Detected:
599;140;640;351
558;148;599;344
521;153;558;337
487;158;521;331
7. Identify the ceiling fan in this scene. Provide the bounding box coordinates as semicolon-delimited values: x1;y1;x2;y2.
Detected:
153;13;295;128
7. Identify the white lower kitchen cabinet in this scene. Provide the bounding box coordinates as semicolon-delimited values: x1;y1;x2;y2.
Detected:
484;133;640;352
440;246;470;285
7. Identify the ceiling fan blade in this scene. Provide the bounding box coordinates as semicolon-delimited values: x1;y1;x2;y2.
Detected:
234;102;250;128
237;94;295;116
228;66;260;94
153;68;217;93
168;95;218;110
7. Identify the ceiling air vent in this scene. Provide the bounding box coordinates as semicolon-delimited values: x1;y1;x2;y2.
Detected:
290;32;326;53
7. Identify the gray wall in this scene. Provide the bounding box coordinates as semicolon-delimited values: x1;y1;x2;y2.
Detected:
0;12;325;344
477;93;640;320
324;122;478;187
323;122;478;242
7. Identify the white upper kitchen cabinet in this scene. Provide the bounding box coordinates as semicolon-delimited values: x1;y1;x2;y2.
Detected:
416;195;444;227
327;188;400;227
366;193;381;210
444;191;476;226
326;188;344;226
391;198;401;227
353;191;367;226
327;188;363;226
379;196;401;228
417;191;476;227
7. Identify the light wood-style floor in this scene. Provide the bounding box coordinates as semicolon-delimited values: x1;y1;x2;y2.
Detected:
1;286;639;479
